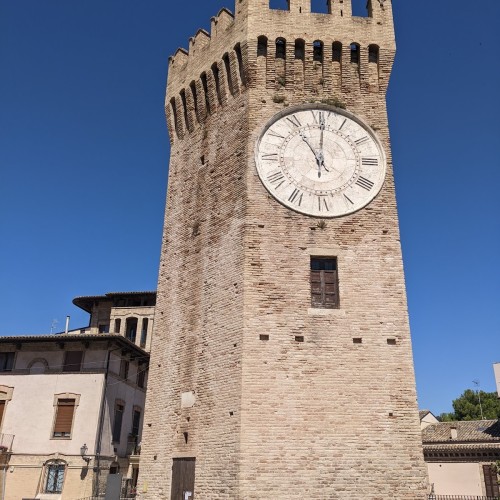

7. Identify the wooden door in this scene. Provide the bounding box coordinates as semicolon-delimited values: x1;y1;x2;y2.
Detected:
171;458;196;500
483;464;500;497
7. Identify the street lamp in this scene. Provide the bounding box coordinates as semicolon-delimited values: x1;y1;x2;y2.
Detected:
80;444;90;463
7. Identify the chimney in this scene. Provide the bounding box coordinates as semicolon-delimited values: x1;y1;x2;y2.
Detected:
450;426;458;440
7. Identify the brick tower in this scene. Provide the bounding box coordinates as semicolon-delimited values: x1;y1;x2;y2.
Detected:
140;1;428;498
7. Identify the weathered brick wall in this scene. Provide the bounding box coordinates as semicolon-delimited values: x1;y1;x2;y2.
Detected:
140;0;428;498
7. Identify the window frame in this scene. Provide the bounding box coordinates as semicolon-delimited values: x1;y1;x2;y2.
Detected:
310;257;340;309
51;393;80;440
62;351;84;373
0;352;15;373
44;460;67;494
112;400;125;444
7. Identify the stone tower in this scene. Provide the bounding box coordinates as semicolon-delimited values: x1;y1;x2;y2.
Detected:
140;0;428;498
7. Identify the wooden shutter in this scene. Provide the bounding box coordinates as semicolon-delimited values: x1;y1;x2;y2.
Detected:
0;401;5;427
483;464;500;497
53;399;75;437
311;258;339;309
63;351;83;372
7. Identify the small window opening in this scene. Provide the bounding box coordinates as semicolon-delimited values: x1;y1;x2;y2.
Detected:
114;319;121;334
311;257;340;309
313;40;324;62
259;334;270;341
276;38;286;59
183;432;189;444
222;53;235;95
180;89;189;129
332;42;342;63
352;0;372;17
269;0;290;10
387;338;397;345
294;39;305;60
170;99;180;136
257;36;268;58
368;44;379;64
140;318;148;349
350;43;360;64
234;43;246;85
98;323;109;334
200;73;211;114
311;0;331;14
211;62;222;104
125;317;138;343
189;81;198;121
295;336;305;343
353;338;363;344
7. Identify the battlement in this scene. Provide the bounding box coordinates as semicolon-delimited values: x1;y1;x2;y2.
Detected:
165;0;394;143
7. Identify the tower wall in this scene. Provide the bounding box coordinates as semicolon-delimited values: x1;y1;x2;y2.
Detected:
140;1;428;498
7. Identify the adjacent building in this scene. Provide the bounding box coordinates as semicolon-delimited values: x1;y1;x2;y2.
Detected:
0;334;148;500
422;418;500;498
72;292;156;352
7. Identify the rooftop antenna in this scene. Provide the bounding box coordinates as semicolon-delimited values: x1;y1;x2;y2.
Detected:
50;319;59;335
473;379;485;420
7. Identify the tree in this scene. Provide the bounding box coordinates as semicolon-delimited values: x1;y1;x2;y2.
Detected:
439;389;500;421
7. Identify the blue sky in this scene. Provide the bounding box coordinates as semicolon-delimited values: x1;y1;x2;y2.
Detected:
1;0;499;415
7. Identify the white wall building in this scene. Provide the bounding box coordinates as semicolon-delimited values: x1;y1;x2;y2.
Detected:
0;334;148;500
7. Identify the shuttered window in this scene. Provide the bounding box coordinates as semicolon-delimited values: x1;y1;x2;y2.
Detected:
53;399;76;438
0;401;5;428
311;257;339;309
483;464;500;497
0;353;15;372
112;403;124;443
62;351;83;372
131;409;141;437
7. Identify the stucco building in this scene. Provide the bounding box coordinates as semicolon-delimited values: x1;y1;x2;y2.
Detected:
422;419;500;498
0;334;148;500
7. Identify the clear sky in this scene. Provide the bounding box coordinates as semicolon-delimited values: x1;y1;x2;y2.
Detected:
1;0;499;416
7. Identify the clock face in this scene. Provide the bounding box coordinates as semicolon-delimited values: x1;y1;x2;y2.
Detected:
255;105;386;217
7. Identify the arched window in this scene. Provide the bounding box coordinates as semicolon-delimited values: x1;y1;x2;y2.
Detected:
350;43;360;64
313;40;324;62
368;44;379;64
295;39;305;61
44;460;67;494
332;42;342;63
276;38;286;59
257;36;268;58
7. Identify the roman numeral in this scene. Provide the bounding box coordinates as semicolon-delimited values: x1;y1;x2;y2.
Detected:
362;157;379;166
268;130;285;139
355;136;369;146
343;194;354;205
288;188;303;206
262;153;278;161
339;119;347;130
317;196;330;212
286;115;301;129
267;171;286;189
311;111;325;125
355;176;375;191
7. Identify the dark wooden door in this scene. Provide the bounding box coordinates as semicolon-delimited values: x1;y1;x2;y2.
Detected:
171;458;196;500
483;464;500;497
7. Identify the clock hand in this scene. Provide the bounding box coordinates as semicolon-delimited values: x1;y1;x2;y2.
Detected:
299;131;319;159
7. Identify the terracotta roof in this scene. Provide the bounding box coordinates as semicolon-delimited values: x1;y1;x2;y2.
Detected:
422;420;500;444
0;334;149;358
73;291;156;313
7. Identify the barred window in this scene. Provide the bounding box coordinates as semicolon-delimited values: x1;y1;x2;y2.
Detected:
45;461;66;493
